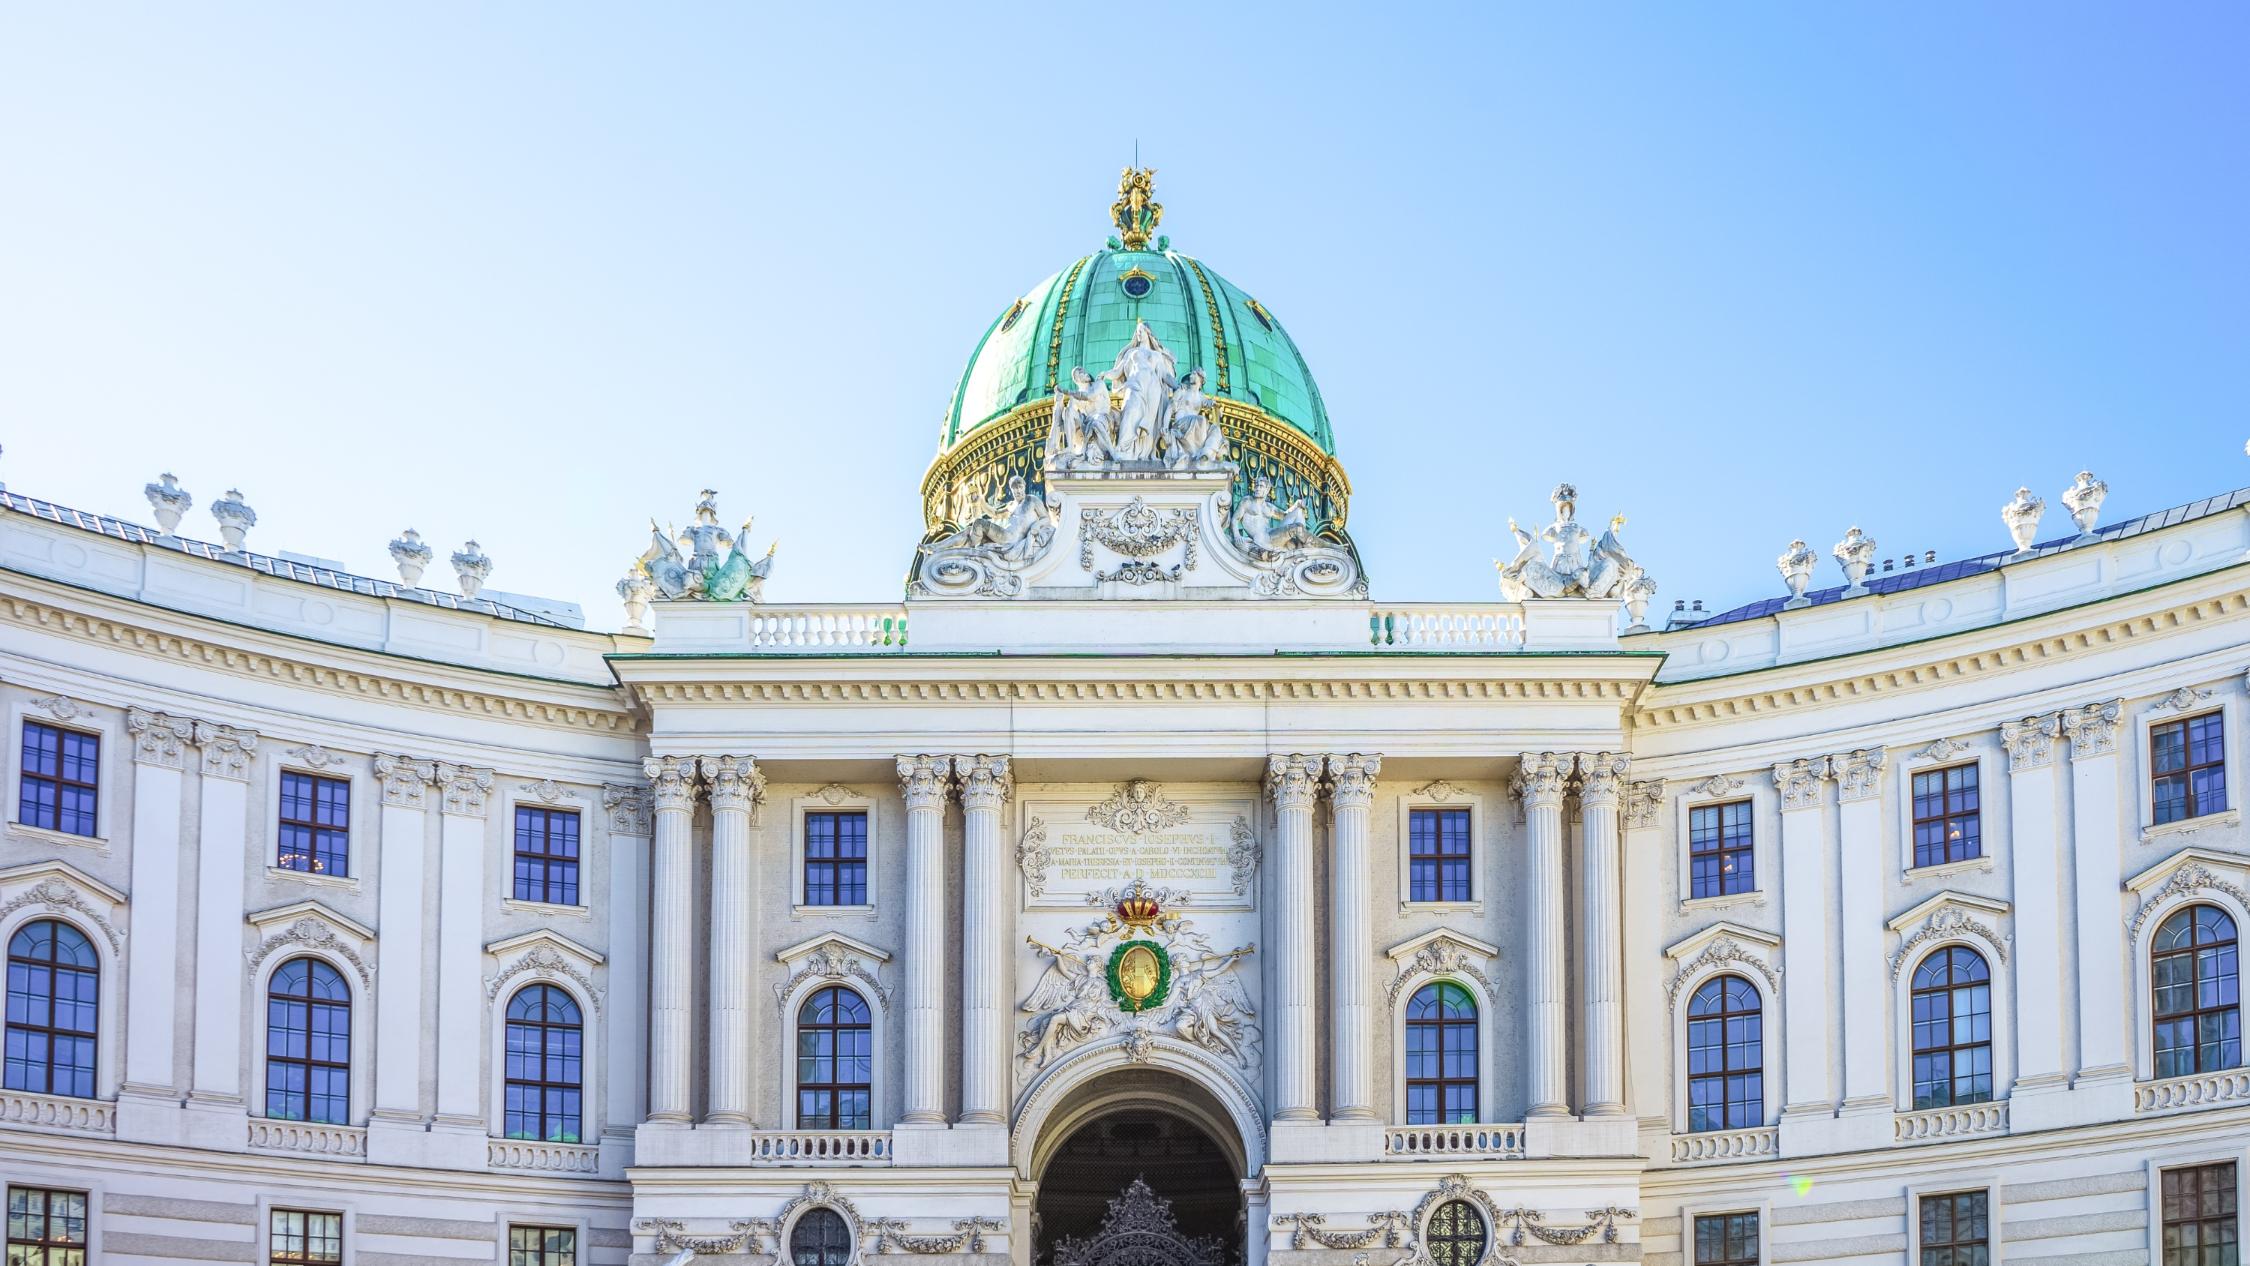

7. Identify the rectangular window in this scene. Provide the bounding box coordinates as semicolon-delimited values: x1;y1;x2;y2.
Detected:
1911;764;1981;868
803;811;869;907
18;721;99;837
7;1187;88;1266
1688;801;1755;899
270;1209;342;1266
2153;713;2228;826
277;771;351;876
1407;807;1473;903
512;806;581;906
2162;1162;2238;1266
509;1225;577;1266
1919;1190;1989;1266
1693;1211;1759;1266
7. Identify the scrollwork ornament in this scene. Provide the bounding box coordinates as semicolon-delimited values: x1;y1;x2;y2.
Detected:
600;783;652;836
1385;936;1496;1005
0;878;123;953
2001;713;2060;771
1624;779;1666;829
2061;699;2125;759
246;916;372;988
1889;905;2010;981
125;708;194;769
2128;864;2250;941
1085;779;1189;835
775;942;892;1011
1017;816;1053;898
1226;816;1259;895
1770;756;1830;811
1665;936;1780;1008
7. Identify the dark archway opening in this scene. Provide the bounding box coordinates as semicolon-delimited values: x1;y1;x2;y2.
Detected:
1034;1108;1240;1266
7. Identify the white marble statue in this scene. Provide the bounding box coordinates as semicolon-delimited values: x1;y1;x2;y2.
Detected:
2062;470;2107;540
632;490;775;602
1834;525;1878;595
926;475;1056;565
1162;369;1230;469
1777;539;1817;608
1105;321;1176;462
1494;484;1645;601
1230;476;1320;556
1047;367;1116;469
2002;486;2045;555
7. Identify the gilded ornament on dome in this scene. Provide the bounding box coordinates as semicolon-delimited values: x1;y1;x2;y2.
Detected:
1110;167;1162;251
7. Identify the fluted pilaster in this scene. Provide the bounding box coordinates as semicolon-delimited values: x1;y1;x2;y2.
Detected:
1326;753;1380;1120
703;755;765;1124
644;755;699;1123
1576;751;1628;1117
956;755;1013;1124
898;755;952;1125
1266;754;1324;1121
1514;752;1572;1118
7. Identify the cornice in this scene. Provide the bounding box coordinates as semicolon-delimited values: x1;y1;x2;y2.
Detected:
1632;578;2250;732
622;675;1646;706
0;583;635;737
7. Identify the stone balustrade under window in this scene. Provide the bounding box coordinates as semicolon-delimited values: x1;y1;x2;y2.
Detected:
1381;1124;1526;1158
247;1118;367;1159
2135;1067;2250;1114
1893;1100;2009;1142
0;1089;114;1137
487;1138;601;1173
743;1129;894;1165
1668;1125;1779;1164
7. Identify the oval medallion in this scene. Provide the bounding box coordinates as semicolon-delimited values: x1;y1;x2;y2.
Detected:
1117;944;1161;1005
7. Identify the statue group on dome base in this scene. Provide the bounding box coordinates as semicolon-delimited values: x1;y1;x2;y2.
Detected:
915;474;1062;598
1495;483;1655;619
1046;322;1235;474
627;489;776;605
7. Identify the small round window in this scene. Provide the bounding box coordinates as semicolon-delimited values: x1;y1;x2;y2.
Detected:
1427;1200;1486;1266
1118;268;1155;299
790;1208;851;1266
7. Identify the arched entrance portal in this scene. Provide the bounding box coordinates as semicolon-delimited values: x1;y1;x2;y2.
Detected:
1028;1069;1247;1266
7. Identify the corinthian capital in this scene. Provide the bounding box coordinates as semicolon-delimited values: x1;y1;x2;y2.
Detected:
193;721;260;781
373;753;437;807
896;755;952;809
955;755;1012;810
1325;754;1382;808
2060;700;2124;760
125;708;195;770
1265;754;1323;811
642;755;699;813
434;762;495;817
1624;779;1666;830
700;755;765;813
1511;752;1571;811
601;783;653;836
1832;746;1886;803
1770;756;1830;811
2000;714;2059;772
1575;752;1630;808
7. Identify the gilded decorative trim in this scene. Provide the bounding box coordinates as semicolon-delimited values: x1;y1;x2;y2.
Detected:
1045;256;1090;394
1183;257;1231;394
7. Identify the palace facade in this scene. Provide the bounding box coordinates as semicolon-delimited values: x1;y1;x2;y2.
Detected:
2;175;2247;1266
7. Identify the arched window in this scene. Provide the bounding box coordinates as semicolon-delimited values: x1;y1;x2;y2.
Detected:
1685;974;1762;1131
1426;1200;1486;1266
796;986;871;1129
790;1208;852;1266
266;957;350;1124
1404;982;1478;1125
504;984;584;1142
2154;905;2241;1078
1911;947;1993;1107
4;919;98;1098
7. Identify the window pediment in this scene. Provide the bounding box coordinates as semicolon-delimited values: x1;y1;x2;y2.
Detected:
774;932;893;1011
0;859;125;953
1886;891;2010;981
1662;921;1780;1008
2125;847;2250;941
483;927;605;1011
1383;929;1499;1006
244;899;374;987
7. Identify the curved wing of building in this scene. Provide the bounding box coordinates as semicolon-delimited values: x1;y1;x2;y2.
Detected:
3;174;2247;1266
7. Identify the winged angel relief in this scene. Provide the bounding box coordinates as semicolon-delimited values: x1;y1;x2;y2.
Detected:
1019;883;1257;1073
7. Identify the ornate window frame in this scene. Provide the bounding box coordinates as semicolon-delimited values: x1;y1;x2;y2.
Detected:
1663;921;1781;1133
504;783;590;915
2132;686;2242;843
1672;775;1770;913
775;933;892;1130
2125;847;2250;1084
270;755;363;891
245;900;375;1127
791;786;879;918
1393;782;1484;915
1887;891;2014;1109
771;1181;870;1266
1383;930;1500;1126
6;695;120;852
1895;737;1995;880
0;860;127;1102
482;928;605;1145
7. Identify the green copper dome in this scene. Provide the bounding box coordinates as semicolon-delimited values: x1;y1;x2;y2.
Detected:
940;246;1335;454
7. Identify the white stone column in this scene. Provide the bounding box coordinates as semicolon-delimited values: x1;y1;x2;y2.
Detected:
432;762;494;1128
188;722;257;1108
1325;753;1381;1120
1266;754;1324;1121
121;708;194;1101
956;755;1013;1124
1833;747;1889;1123
897;756;952;1125
369;755;436;1130
1513;753;1572;1118
600;785;652;1149
1576;752;1629;1117
2002;715;2067;1099
703;754;764;1125
1621;778;1668;1125
644;756;698;1124
2062;701;2129;1085
1773;756;1833;1119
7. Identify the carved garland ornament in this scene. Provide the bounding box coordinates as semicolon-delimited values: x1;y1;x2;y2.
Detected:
1085;779;1191;835
483;944;603;1012
2128;864;2250;941
246;916;372;988
1386;937;1497;1005
1888;906;2011;981
866;1217;1008;1255
1664;936;1779;1008
0;879;123;953
1080;497;1199;583
1272;1211;1413;1250
1400;1175;1519;1266
776;944;892;1012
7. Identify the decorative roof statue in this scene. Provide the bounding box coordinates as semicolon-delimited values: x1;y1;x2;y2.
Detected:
1494;484;1643;601
2061;470;2107;541
210;488;256;554
1047;367;1116;469
1777;539;1817;609
144;473;192;539
1230;476;1319;557
915;474;1060;598
2001;486;2046;555
1833;525;1877;596
616;570;655;635
1110;166;1161;251
1042;323;1235;475
1106;321;1175;461
632;489;776;602
388;529;433;587
1164;369;1230;469
450;540;491;599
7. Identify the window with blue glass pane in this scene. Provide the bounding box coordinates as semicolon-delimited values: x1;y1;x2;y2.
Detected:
2154;905;2240;1079
18;721;99;837
1685;974;1762;1131
505;985;583;1142
513;807;581;906
277;771;351;876
796;986;871;1129
1689;800;1754;899
804;811;869;907
1911;947;1993;1107
1404;982;1477;1124
2153;713;2227;826
265;957;349;1124
1911;764;1981;869
1407;807;1472;903
5;920;99;1099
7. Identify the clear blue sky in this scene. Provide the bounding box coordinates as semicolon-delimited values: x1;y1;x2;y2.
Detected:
3;5;2244;623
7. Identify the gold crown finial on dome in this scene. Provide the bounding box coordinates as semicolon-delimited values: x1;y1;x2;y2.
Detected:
1111;166;1161;250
